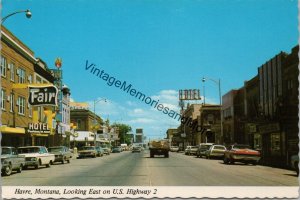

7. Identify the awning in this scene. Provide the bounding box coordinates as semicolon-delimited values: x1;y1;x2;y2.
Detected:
0;126;25;134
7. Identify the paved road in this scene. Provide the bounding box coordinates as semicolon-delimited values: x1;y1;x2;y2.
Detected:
2;150;298;186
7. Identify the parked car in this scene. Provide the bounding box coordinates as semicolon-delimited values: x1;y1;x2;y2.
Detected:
205;145;226;159
48;146;73;164
196;143;214;158
291;154;299;176
102;147;111;155
18;146;55;169
1;147;25;176
223;144;260;165
77;146;97;158
170;146;179;152
112;146;122;153
95;146;104;157
185;146;198;155
132;146;142;153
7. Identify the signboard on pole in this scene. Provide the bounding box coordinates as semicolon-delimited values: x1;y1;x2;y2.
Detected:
28;85;58;106
179;89;201;100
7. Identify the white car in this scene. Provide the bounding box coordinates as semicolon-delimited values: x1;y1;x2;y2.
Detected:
18;146;55;169
170;146;179;152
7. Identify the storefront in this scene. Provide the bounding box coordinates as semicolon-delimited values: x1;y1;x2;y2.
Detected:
0;127;26;147
257;123;286;167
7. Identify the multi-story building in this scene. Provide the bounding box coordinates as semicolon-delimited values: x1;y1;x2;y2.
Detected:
198;104;221;144
166;128;178;145
1;26;59;147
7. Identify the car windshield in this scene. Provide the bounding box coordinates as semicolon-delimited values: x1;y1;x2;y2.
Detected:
48;147;63;152
1;148;11;155
214;146;226;150
81;147;95;150
233;145;251;149
18;147;40;153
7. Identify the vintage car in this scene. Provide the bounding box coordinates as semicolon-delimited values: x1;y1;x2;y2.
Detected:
205;145;227;159
170;146;179;152
102;147;111;155
184;146;198;155
95;146;104;157
290;154;299;176
18;146;55;169
132;146;142;153
223;144;260;165
196;143;214;158
48;146;73;164
77;146;97;158
1;147;26;176
112;146;122;153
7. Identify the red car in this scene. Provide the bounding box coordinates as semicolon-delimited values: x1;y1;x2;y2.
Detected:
223;144;260;165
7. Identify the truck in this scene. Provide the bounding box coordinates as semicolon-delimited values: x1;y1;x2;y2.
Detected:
149;140;170;158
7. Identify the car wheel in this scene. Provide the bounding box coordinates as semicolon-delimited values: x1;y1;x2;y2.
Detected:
67;159;70;163
46;163;50;168
3;163;12;176
17;164;23;173
251;161;257;166
61;158;65;164
35;160;41;169
223;157;229;164
50;160;54;165
230;158;235;164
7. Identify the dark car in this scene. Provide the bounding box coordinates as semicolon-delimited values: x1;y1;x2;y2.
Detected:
95;147;104;157
196;143;214;158
112;146;122;153
48;146;73;164
102;147;111;155
1;147;25;176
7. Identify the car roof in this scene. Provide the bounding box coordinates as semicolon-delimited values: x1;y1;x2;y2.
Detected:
18;146;44;148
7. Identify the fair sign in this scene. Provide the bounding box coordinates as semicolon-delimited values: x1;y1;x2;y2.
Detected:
28;85;58;106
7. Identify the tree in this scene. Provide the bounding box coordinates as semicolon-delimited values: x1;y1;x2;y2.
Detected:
111;123;132;145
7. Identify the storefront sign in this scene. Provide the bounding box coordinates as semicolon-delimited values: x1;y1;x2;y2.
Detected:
258;123;280;134
70;102;89;110
28;85;58;106
28;123;50;134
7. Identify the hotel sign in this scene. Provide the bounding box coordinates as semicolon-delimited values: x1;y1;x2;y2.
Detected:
28;85;58;106
28;123;50;134
179;89;201;100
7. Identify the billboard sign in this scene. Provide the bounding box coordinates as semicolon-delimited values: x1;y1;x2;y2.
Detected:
28;85;58;106
179;89;201;100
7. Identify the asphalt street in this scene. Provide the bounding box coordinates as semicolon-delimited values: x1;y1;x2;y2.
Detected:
2;150;298;186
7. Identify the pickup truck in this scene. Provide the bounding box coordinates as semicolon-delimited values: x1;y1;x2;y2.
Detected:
149;140;170;158
1;147;25;176
18;146;55;169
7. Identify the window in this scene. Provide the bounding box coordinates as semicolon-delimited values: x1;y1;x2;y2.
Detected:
18;68;26;83
77;119;82;129
17;96;25;115
28;103;32;117
10;93;14;112
1;89;6;110
10;63;15;81
1;56;7;77
28;74;32;84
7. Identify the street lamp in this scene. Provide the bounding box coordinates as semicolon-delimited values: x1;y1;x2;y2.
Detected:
202;77;223;144
93;98;107;146
1;10;32;24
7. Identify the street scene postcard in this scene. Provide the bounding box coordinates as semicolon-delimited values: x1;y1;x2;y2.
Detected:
0;0;299;199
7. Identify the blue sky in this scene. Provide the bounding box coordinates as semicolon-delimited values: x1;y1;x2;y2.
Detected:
3;0;298;140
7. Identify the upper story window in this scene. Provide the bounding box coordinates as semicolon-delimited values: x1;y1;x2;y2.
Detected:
1;56;7;77
10;93;14;112
1;89;6;110
17;96;25;115
10;63;15;82
17;68;26;83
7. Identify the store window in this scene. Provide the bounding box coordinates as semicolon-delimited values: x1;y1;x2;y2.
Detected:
271;133;281;155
